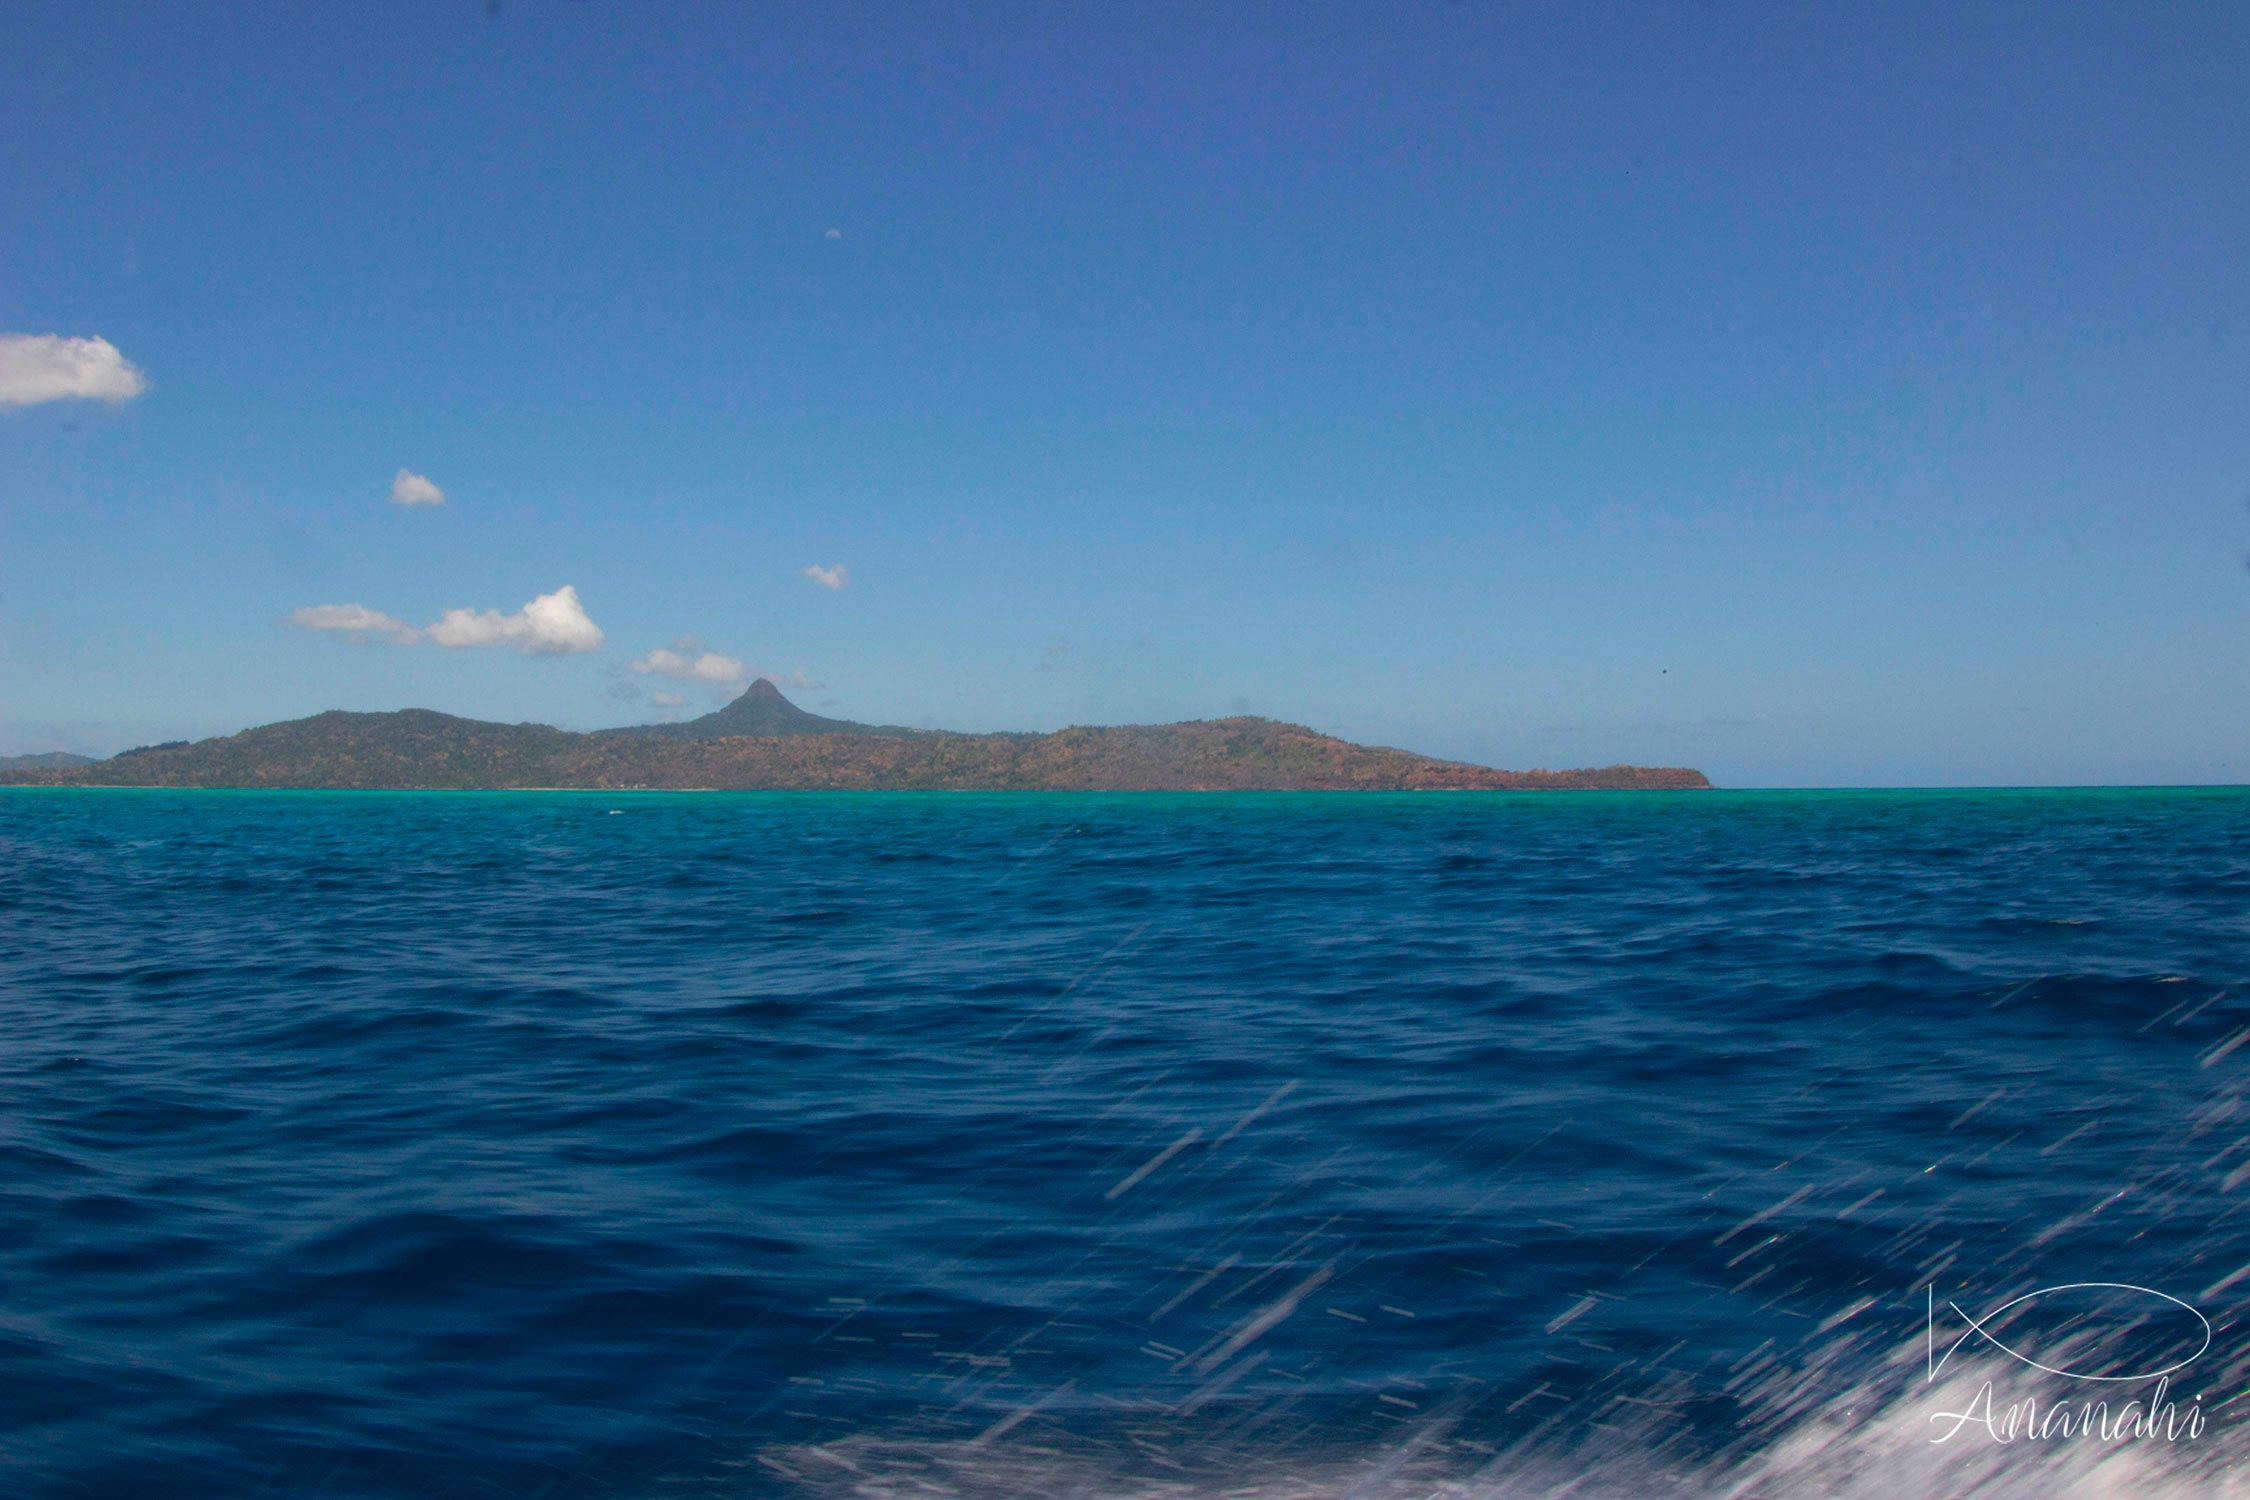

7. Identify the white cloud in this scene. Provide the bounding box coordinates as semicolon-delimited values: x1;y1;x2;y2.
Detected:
802;563;848;591
825;228;843;240
286;603;419;644
289;585;604;656
632;646;748;684
650;691;688;708
0;334;149;406
426;585;604;654
389;469;445;507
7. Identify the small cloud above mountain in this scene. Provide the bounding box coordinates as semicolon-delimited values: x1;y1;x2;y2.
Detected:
427;586;603;653
388;469;445;507
802;564;848;591
288;585;604;656
631;644;748;685
0;334;149;406
285;603;419;644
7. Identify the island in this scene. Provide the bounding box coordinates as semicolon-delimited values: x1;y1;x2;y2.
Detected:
0;680;1711;791
0;752;97;773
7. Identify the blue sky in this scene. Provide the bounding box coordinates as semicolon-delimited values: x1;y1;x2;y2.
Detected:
3;0;2246;785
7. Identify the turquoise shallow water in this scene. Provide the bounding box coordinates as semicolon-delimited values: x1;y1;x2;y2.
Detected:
3;787;2248;1497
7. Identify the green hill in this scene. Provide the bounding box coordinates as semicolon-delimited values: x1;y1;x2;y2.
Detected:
2;683;1711;791
0;751;97;773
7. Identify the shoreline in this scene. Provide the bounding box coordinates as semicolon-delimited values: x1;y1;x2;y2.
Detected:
0;782;1715;794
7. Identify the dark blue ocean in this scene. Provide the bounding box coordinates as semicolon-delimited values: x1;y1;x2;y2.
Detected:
4;788;2248;1499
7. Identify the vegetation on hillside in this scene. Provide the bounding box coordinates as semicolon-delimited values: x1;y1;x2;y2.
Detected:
2;686;1711;791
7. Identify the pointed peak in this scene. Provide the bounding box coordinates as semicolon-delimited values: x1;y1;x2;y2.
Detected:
695;677;823;732
627;675;904;740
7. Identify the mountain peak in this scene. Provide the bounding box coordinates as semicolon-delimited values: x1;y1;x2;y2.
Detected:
624;677;915;741
700;677;817;731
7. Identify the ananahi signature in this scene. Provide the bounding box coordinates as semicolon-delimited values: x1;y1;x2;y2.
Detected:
1923;1282;2213;1447
1927;1283;2211;1384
